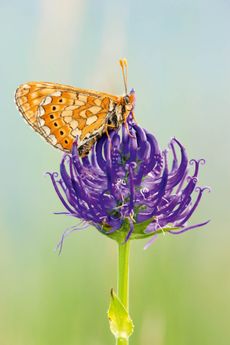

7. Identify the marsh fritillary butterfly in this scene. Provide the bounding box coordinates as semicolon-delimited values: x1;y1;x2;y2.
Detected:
15;59;136;157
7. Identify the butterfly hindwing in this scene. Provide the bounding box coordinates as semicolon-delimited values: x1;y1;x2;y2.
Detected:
15;82;120;154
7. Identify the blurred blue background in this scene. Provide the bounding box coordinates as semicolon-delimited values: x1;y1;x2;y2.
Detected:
1;1;230;344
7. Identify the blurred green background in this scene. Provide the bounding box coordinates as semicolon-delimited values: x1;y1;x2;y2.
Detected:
1;1;230;344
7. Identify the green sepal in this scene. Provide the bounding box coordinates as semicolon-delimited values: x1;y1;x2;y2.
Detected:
100;217;180;243
101;217;154;243
108;289;134;339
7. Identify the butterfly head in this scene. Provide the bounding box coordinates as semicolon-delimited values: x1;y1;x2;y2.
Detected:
122;88;136;112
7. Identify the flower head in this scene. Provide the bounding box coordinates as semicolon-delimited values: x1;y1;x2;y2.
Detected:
49;114;209;249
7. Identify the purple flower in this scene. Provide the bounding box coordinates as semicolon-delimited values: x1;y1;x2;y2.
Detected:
48;114;210;250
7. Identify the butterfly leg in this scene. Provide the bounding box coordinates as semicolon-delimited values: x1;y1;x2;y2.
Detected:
105;124;117;135
125;121;136;139
105;124;118;150
132;111;137;124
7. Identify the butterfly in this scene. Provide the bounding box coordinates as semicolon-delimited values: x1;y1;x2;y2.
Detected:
15;58;136;157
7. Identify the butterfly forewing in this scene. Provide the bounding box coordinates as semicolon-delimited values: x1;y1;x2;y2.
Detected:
15;82;120;153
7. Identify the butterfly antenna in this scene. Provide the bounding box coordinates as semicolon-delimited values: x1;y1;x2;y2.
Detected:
119;58;128;94
119;58;135;138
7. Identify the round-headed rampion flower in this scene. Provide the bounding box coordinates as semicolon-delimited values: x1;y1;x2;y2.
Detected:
49;114;209;250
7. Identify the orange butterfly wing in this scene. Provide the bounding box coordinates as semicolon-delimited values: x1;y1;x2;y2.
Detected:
15;82;120;153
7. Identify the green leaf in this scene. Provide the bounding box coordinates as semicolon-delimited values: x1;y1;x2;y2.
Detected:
108;289;134;339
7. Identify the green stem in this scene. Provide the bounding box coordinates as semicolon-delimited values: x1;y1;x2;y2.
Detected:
117;338;128;345
116;240;130;345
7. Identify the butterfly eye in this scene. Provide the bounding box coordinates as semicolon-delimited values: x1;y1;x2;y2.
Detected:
124;95;130;105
